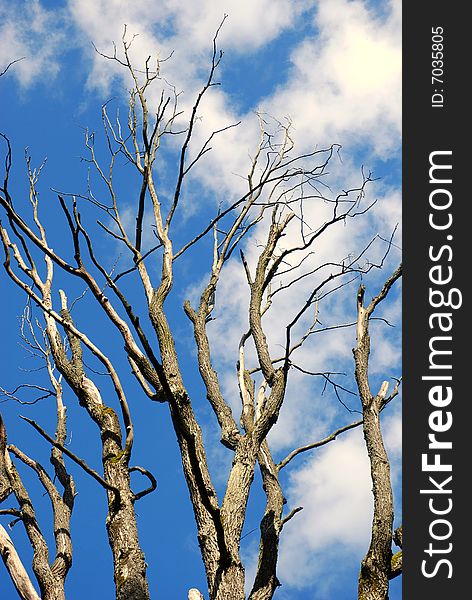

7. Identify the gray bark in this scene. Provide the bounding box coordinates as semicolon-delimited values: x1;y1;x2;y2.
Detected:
354;266;402;600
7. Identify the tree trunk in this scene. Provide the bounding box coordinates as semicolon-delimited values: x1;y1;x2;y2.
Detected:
354;273;402;600
212;564;246;600
41;585;66;600
248;442;284;600
357;402;393;600
104;459;150;600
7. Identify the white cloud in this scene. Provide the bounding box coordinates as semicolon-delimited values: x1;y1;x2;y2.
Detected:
161;0;311;52
262;0;401;157
278;428;372;589
0;0;66;86
274;413;399;594
2;0;402;204
168;0;402;201
383;410;402;459
65;0;311;101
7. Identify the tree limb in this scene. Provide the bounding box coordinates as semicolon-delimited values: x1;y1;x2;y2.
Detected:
19;416;120;499
277;419;364;471
0;523;41;600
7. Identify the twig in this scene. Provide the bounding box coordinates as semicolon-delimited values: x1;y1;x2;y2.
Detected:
129;466;157;501
280;506;303;528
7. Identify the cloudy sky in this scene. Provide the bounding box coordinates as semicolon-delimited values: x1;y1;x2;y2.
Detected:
1;1;402;598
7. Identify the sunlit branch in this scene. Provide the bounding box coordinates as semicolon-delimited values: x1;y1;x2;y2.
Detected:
280;506;303;529
277;419;364;471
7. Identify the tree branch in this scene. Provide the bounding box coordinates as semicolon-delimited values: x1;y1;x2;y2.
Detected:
20;416;120;500
129;466;157;502
278;419;364;471
0;523;41;600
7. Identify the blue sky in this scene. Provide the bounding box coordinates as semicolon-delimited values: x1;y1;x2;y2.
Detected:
0;1;402;598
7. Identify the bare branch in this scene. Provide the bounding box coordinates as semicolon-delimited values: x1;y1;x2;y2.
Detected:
0;509;22;519
20;416;120;500
280;506;303;529
7;445;61;508
1;31;402;600
129;466;157;502
0;523;41;600
0;384;54;405
0;57;26;78
0;414;52;595
277;419;363;471
165;15;229;230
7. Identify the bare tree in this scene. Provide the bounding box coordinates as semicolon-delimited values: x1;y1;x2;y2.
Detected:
0;29;401;600
0;313;75;600
354;265;403;600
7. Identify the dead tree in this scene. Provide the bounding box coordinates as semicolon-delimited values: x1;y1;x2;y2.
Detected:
354;265;403;600
0;316;75;600
1;27;401;600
